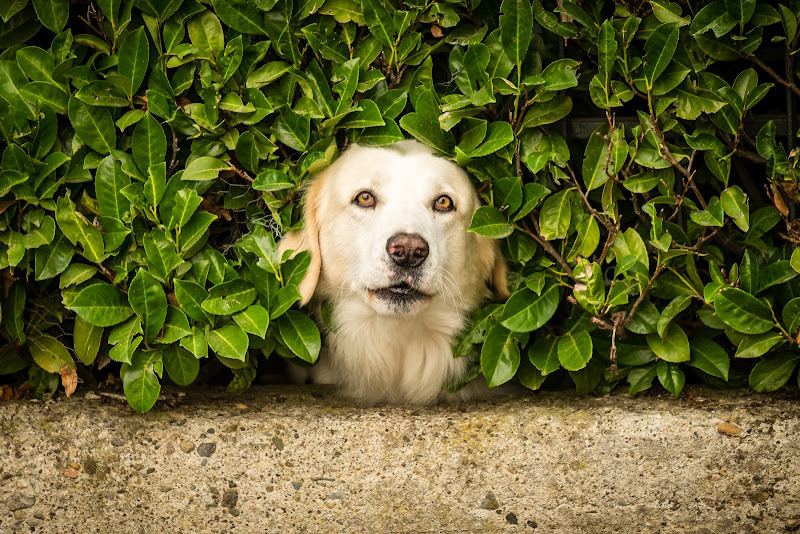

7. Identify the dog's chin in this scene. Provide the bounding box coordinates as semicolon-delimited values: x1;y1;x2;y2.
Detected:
366;283;431;315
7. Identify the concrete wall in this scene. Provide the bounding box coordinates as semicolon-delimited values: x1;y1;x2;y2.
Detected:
2;386;799;533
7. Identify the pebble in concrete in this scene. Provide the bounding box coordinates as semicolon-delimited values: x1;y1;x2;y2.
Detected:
5;493;35;511
196;442;216;457
480;492;499;510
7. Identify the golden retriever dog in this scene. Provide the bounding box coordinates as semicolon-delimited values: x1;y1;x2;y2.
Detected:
278;140;508;404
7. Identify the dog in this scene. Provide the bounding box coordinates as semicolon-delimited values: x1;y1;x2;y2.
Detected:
278;140;509;404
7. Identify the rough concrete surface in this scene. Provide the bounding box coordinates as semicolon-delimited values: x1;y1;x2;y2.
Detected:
1;385;799;533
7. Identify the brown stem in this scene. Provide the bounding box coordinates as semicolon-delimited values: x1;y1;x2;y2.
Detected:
743;53;800;98
521;218;575;280
619;264;667;332
168;124;180;176
648;108;707;209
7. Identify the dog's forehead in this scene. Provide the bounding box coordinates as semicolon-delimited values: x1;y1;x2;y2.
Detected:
328;144;473;195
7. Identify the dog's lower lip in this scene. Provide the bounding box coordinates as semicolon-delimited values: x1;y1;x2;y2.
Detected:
370;283;428;301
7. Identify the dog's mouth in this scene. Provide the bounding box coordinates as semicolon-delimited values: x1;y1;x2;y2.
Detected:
370;282;429;304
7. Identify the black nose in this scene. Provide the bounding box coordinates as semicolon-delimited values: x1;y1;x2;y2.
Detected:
386;233;429;268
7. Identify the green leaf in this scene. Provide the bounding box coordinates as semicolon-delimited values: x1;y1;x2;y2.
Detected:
174;279;210;323
538;189;572;240
122;351;162;413
480;323;521;387
277;309;321;363
688;337;730;380
234;304;270;338
646;322;690;362
108;317;142;364
143;229;182;280
627;363;658;395
720;185;749;231
656;360;685;397
0;0;28;23
467;206;513;239
73;316;102;366
188;10;225;60
162;345;200;386
169;189;203;230
96;156;130;220
35;232;74;280
210;0;266;35
32;0;69;33
55;196;106;263
68;283;134;327
500;284;560;333
361;0;394;46
735;331;784;359
208;324;250;361
597;19;617;79
528;335;560;374
714;287;776;334
643;23;680;89
520;95;572;129
68;96;116;154
182;156;230;181
454;304;501;357
583;124;611;191
689;196;725;227
656;295;692;338
273;110;311;152
557;331;592;371
469;122;514;157
758;261;797;293
724;0;756;26
246;61;292;89
128;269;167;343
118;26;149;97
252;169;294;192
156;306;191;344
180;327;208;359
499;0;533;65
399;111;454;154
132;112;166;177
202;279;257;315
749;353;800;392
28;334;74;374
59;264;98;289
540;59;579;91
4;282;25;344
21;82;69;113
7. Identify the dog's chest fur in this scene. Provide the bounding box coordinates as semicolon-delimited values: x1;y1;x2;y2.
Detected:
311;298;471;404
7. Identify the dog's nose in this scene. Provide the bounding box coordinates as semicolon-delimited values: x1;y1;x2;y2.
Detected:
386;233;429;268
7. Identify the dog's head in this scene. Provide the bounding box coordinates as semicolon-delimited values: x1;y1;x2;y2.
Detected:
279;140;508;316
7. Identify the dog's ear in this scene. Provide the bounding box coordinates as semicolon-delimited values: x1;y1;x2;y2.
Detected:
278;179;324;306
475;235;510;300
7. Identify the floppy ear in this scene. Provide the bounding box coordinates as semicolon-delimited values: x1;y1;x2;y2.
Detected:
277;178;324;306
475;235;510;300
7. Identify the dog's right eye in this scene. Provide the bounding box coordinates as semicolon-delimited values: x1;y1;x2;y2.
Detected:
354;191;375;208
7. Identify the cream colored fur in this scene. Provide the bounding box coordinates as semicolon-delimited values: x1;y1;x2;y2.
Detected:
278;140;508;404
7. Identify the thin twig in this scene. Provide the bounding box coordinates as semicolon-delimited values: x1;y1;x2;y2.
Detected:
521;218;575;280
619;263;667;332
743;53;800;98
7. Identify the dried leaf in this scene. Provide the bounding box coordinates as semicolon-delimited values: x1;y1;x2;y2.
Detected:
60;364;78;397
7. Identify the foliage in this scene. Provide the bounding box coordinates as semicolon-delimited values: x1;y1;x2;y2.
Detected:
1;0;800;411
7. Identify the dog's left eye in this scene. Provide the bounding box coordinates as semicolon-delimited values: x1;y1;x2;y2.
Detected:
434;195;454;212
354;191;376;208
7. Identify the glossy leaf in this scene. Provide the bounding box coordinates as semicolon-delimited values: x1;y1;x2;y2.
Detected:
68;283;134;327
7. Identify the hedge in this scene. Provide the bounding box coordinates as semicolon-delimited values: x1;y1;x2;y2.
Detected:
0;0;799;411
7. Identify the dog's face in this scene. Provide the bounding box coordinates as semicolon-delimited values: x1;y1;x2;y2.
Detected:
279;140;508;316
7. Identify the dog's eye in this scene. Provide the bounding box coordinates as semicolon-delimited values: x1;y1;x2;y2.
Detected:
434;195;454;212
354;191;375;208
